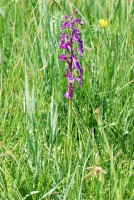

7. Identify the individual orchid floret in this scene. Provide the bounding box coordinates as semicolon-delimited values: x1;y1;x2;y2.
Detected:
64;72;75;84
75;18;83;25
64;86;75;99
60;11;84;98
60;54;67;61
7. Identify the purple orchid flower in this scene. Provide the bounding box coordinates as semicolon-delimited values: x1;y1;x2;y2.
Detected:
60;10;84;98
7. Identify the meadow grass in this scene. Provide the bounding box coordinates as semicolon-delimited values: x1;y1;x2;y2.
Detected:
0;0;134;199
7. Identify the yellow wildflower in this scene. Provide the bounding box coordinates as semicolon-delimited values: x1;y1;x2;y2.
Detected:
99;19;108;28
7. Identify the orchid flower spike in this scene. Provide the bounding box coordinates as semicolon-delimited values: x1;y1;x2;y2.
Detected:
60;11;84;98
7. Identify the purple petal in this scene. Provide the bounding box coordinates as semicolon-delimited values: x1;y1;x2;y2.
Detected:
60;33;66;43
64;86;74;99
75;18;83;25
60;43;67;49
64;73;69;77
76;76;82;85
72;28;80;36
64;16;69;19
72;35;79;42
78;67;83;75
73;57;83;75
65;66;70;71
69;77;74;83
78;39;83;47
60;41;71;49
73;28;79;33
66;41;71;48
68;20;75;29
60;54;67;61
64;91;72;98
65;73;75;83
73;57;80;69
77;39;84;56
73;10;77;14
61;22;68;30
77;49;84;56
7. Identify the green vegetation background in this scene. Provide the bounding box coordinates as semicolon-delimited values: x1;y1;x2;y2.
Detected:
0;0;133;199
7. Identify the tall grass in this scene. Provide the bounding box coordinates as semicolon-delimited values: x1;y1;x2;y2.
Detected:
0;0;133;199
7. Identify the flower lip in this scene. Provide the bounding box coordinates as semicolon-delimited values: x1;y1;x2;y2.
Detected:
64;16;69;19
64;86;75;99
60;54;67;61
60;33;67;43
60;43;67;49
60;41;71;49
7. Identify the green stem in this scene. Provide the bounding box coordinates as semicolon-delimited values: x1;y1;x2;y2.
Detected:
66;97;72;160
